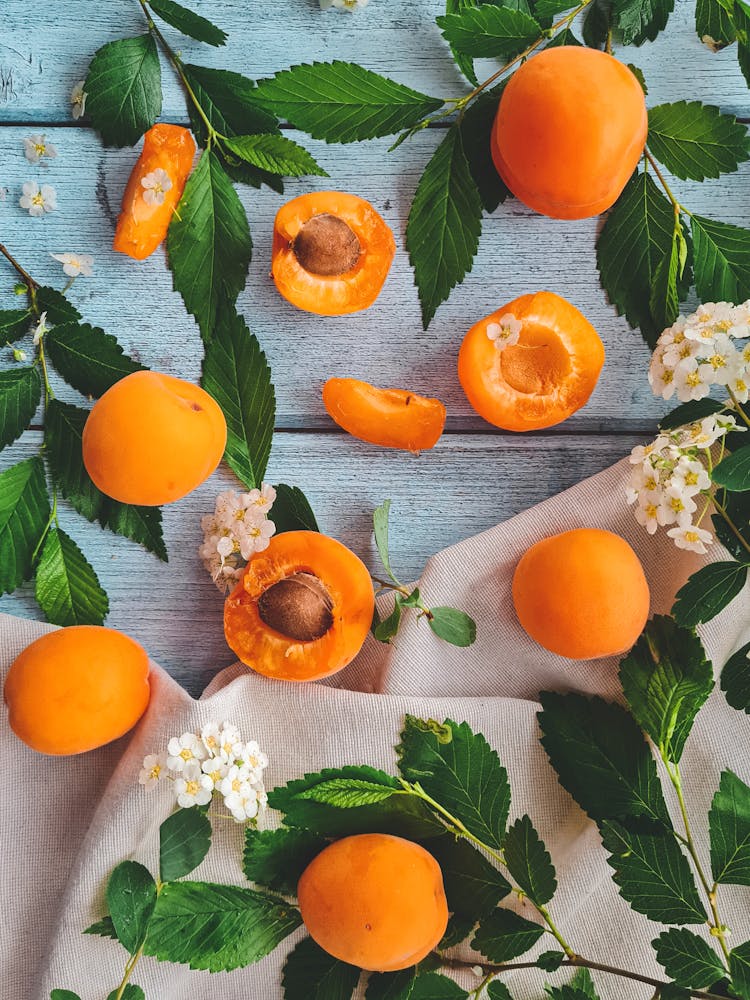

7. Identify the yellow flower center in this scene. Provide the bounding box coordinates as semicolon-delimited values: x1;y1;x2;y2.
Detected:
179;748;193;761
684;471;699;486
646;503;658;518
685;531;700;543
31;192;44;206
661;371;674;385
149;764;161;780
232;778;242;792
686;371;702;387
670;496;685;513
708;354;726;369
185;780;199;796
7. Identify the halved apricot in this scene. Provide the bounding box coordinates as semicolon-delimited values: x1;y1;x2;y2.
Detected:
224;530;374;681
271;191;396;315
458;291;605;432
322;378;446;452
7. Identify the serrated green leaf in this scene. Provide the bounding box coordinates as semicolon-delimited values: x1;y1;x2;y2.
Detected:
50;991;82;1000
649;218;689;333
149;0;227;46
45;322;145;398
106;860;157;955
223;134;326;177
398;715;511;850
537;950;566;972
714;509;750;563
673;561;749;627
106;987;144;1000
445;0;480;85
373;499;396;579
35;287;81;326
243;827;326;895
619;615;714;763
367;971;468;1000
143;881;301;971
84;35;162;146
653;927;727;987
736;3;750;90
472;908;545;961
271;484;319;533
440;913;476;949
373;597;403;642
487;985;514;1000
659;398;724;430
84;915;117;939
253;62;443;144
545;26;584;44
459;85;510;213
296;777;400;808
201;308;274;489
167;151;251;339
613;0;674;43
406;126;483;329
0;308;31;343
0;367;41;451
600;821;706;925
696;0;736;48
535;0;577;16
569;969;599;998
426;834;512;918
647;102;750;180
722;640;750;713
583;0;613;46
436;5;542;57
691;214;750;303
100;502;167;561
714;445;750;491
503;814;557;906
428;607;477;647
159;808;212;882
282;936;360;1000
0;457;49;594
35;526;108;626
709;769;750;885
731;940;750;999
538;692;671;827
547;989;597;1000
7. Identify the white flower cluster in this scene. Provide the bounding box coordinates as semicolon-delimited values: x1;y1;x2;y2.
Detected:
139;721;268;823
319;0;369;9
649;300;750;403
200;486;277;592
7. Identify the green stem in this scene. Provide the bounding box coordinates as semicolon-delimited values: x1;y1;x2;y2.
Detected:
712;496;750;559
728;388;750;429
644;148;689;215
113;942;145;1000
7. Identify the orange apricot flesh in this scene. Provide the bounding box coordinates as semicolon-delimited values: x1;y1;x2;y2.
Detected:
322;378;446;452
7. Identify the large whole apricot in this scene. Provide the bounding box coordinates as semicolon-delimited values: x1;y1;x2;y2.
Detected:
512;528;650;659
492;47;648;219
4;625;150;755
224;530;374;681
82;371;227;505
298;834;449;971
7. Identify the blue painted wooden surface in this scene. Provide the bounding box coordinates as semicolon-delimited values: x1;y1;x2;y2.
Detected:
1;0;748;694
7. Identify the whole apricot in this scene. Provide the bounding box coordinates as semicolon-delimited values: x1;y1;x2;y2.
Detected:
82;371;227;505
3;625;150;755
492;47;648;219
512;528;650;659
298;834;449;971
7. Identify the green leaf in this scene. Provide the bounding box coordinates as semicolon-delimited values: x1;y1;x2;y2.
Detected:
472;909;545;961
537;950;566;972
545;25;583;44
428;607;477;647
647;102;750;181
715;508;750;563
271;484;319;533
547;989;598;1000
436;6;542;57
159;807;212;882
35;526;109;626
201;307;275;488
613;0;674;43
600;821;706;925
253;61;443;143
243;827;326;895
406;126;483;329
713;445;750;491
296;777;401;808
282;937;360;1000
691;214;750;302
583;0;613;47
445;0;480;85
736;2;750;91
596;169;680;347
535;0;577;17
397;715;511;850
538;692;672;827
373;499;396;580
373;596;404;643
659;398;724;430
440;913;476;949
709;769;750;885
84;915;117;939
459;85;510;213
503;814;557;906
695;0;736;48
653;928;727;987
100;502;167;561
143;881;301;971
106;860;157;955
0;457;49;595
569;969;599;998
649;218;689;333
0;308;31;343
182;64;279;141
149;0;227;46
0;367;41;451
84;34;162;146
731;940;750;1000
45;322;145;398
35;287;81;326
487;985;514;1000
223;134;326;177
426;834;512;918
619;615;714;763
627;63;649;93
167;151;251;339
367;971;468;1000
50;992;82;1000
106;988;144;1000
721;641;750;713
673;561;749;627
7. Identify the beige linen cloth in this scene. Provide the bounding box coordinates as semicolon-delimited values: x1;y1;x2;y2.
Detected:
2;457;749;1000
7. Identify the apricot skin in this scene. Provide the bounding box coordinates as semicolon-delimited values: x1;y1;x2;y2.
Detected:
323;378;446;452
298;834;449;972
82;371;227;506
3;625;150;755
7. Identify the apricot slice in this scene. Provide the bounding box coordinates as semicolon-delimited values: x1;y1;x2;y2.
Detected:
298;834;449;971
512;528;650;659
224;530;374;681
492;47;647;219
4;625;150;755
113;123;196;260
82;371;227;505
271;191;396;315
322;378;446;452
458;291;605;432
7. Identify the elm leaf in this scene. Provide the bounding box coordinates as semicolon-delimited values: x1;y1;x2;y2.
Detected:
243;828;326;895
691;215;750;303
35;526;109;626
503;814;557;906
672;562;749;627
721;640;750;713
159;807;212;882
84;35;162;146
653;927;727;987
282;937;361;1000
149;0;227;46
436;5;542;58
0;457;49;595
647;102;750;180
106;861;157;955
0;367;41;451
45;322;145;398
472;909;545;961
709;769;750;885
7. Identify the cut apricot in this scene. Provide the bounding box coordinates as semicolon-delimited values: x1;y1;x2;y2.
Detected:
224;530;374;681
491;47;647;219
113;123;196;260
298;834;449;971
458;291;605;432
512;528;650;659
271;191;395;315
322;378;446;452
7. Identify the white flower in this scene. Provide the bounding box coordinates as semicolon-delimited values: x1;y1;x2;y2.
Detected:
682;415;736;449
238;518;276;559
167;732;208;772
671;456;711;496
23;134;57;164
201;756;230;786
320;0;369;9
224;786;259;822
70;81;87;120
32;311;49;347
200;489;276;592
50;252;94;278
218;763;254;811
486;313;522;351
633;497;662;535
727;362;750;404
657;485;698;527
673;357;714;402
139;753;167;790
19;181;57;217
701;333;740;385
218;723;244;761
200;721;224;757
238;740;269;781
141;167;173;206
667;524;714;554
174;761;214;808
246;484;277;516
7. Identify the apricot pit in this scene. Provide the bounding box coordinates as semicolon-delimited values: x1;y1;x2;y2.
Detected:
257;572;334;642
293;213;362;276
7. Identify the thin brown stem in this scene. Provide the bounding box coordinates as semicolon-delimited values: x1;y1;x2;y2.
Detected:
0;241;39;290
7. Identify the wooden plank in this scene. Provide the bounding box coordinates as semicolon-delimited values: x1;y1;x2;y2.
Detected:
2;0;749;121
1;126;748;432
0;429;642;694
